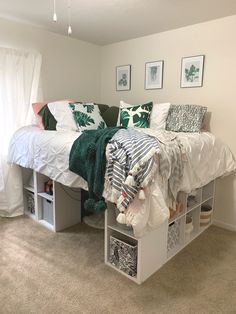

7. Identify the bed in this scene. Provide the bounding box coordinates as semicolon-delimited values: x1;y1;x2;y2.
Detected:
8;125;236;236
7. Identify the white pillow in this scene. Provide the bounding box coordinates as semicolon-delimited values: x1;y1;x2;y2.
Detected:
118;101;170;130
150;103;170;130
48;100;77;131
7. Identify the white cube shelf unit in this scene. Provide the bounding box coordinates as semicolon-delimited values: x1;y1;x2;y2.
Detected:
22;167;81;231
105;181;215;284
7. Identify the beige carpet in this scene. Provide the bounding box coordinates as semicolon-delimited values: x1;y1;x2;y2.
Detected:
1;216;236;314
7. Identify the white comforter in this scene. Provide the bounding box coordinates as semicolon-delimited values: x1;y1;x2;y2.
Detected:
8;126;236;236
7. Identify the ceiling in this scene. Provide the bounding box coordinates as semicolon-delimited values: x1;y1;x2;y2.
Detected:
0;0;236;45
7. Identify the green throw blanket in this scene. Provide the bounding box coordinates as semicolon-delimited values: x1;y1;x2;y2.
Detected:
69;127;122;211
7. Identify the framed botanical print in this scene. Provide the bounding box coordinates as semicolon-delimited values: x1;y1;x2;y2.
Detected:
145;60;163;89
116;65;131;91
181;55;205;88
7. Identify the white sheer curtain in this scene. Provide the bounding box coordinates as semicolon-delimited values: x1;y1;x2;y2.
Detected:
0;47;42;217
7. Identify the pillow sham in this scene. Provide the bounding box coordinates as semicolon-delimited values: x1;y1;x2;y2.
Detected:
69;102;107;131
150;103;170;130
47;99;77;131
118;101;169;130
166;104;207;132
119;102;153;128
32;102;47;129
38;104;57;130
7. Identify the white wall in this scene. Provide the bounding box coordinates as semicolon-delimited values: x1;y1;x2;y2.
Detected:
100;15;236;229
0;17;101;102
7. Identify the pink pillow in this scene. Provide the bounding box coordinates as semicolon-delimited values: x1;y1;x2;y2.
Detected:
32;102;47;129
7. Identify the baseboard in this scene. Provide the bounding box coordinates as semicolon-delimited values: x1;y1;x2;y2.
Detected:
213;219;236;232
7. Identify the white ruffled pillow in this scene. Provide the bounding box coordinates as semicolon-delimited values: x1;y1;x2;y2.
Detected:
47;100;77;131
150;103;170;130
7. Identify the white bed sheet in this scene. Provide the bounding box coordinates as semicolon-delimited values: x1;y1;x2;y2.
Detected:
8;125;88;190
8;126;236;236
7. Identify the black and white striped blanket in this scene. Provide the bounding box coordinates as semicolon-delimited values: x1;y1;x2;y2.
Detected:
106;128;160;212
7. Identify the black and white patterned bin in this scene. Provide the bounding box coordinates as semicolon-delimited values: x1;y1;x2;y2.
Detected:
167;220;180;251
26;191;35;214
109;236;137;277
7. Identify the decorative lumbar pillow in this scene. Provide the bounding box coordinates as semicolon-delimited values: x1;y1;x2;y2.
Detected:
38;104;57;131
150;103;171;130
166;104;207;132
119;102;153;128
69;102;107;131
47;99;77;131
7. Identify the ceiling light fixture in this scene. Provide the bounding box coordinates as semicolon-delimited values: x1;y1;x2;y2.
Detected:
53;0;57;22
52;0;73;36
67;0;72;35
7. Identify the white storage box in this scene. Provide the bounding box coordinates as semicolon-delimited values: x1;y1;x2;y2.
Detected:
42;199;53;225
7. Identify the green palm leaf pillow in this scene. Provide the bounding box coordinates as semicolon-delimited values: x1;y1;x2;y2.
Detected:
69;102;107;131
119;102;153;128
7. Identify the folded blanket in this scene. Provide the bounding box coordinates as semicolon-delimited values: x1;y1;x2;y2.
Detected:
105;129;184;227
69;127;121;211
106;128;160;222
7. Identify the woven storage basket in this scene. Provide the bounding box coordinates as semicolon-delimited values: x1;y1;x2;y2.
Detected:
167;220;180;251
200;205;212;226
109;236;137;277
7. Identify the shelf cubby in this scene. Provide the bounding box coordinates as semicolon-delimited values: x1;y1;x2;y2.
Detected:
21;167;81;231
187;188;201;212
202;181;215;202
105;180;215;284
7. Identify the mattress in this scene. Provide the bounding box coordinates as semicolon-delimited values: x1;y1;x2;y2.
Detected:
8;125;236;236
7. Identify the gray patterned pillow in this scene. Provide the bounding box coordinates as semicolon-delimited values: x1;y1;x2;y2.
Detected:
166;104;207;132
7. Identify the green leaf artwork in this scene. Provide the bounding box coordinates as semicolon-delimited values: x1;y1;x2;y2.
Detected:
118;73;127;87
185;64;200;82
83;104;94;113
74;111;95;127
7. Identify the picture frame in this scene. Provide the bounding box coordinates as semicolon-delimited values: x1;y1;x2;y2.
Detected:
116;65;131;91
145;60;164;90
180;55;205;88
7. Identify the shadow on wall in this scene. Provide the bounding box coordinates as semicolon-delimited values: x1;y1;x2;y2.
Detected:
214;173;236;228
203;111;212;132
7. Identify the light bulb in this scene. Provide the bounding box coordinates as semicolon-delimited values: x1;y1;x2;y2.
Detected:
68;25;72;35
53;12;57;22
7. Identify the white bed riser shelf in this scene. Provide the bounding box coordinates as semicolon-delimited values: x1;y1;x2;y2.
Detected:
105;180;215;284
22;167;81;232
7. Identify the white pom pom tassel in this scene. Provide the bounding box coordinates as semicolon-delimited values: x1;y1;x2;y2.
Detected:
125;173;135;186
139;187;146;200
116;212;126;224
